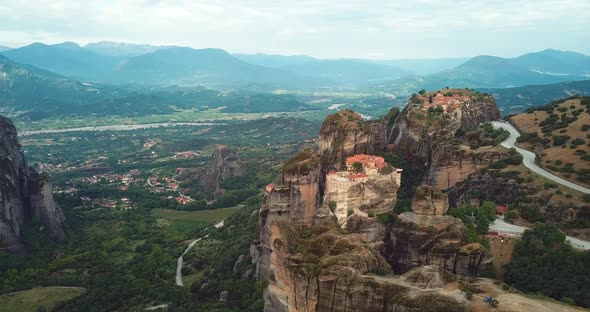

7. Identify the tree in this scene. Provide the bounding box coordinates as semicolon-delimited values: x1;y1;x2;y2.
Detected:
505;209;520;222
418;89;426;95
352;162;363;172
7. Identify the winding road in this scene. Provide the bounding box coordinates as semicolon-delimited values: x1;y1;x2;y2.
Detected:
491;121;590;194
175;220;226;287
490;218;590;250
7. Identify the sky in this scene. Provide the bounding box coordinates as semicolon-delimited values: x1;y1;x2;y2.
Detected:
1;0;589;59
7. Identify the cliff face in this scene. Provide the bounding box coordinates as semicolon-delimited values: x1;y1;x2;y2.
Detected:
259;219;469;312
318;110;372;181
251;148;321;280
324;171;400;224
0;116;66;251
251;95;496;311
388;90;500;189
448;171;590;225
386;185;490;275
195;145;245;195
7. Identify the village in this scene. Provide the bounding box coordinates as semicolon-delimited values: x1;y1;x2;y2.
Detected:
413;91;472;112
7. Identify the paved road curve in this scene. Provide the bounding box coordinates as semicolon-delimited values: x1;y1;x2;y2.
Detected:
491;121;590;194
175;220;226;287
490;218;590;250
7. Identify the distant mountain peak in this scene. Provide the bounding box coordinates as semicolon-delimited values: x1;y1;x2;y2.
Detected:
54;42;81;49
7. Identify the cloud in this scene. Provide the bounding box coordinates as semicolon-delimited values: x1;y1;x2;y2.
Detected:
0;0;588;58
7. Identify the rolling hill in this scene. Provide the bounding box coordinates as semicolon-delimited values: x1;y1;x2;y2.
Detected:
1;42;122;81
111;47;316;88
479;79;590;115
426;55;586;88
0;55;313;120
514;49;590;76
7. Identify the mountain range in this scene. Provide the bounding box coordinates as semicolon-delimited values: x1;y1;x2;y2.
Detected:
2;42;590;90
0;54;314;120
418;51;590;89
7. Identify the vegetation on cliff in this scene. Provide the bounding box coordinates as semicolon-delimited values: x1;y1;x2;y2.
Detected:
282;148;320;175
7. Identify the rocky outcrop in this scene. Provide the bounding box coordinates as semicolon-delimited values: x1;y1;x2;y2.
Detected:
388;213;489;275
318;110;372;186
251;148;321;279
251;96;494;311
448;171;590;225
388;90;500;189
194;145;244;195
426;145;509;189
260;221;469;312
386;185;490;275
0;116;66;251
448;171;540;208
411;185;449;215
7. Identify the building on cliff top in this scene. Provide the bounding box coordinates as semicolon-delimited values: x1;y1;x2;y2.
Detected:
417;93;471;112
325;154;402;224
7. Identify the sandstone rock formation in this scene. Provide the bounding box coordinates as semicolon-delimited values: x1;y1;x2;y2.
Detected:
251;93;497;311
194;145;245;195
411;185;449;215
388;212;489;275
259;220;469;312
448;171;590;230
0;116;66;251
388;90;500;189
387;184;490;275
251;148;321;279
317;110;372;193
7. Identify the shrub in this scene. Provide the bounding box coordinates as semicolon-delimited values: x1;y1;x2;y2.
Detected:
505;209;520;221
544;182;558;189
553;135;570;146
367;210;376;218
327;201;337;210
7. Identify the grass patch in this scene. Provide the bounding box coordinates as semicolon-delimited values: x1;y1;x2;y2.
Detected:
152;207;241;232
0;287;86;312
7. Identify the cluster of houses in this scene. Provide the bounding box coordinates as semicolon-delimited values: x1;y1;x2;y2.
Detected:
147;175;181;192
416;92;471;112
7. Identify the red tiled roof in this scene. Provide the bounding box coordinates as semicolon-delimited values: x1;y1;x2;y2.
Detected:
496;205;508;214
349;173;368;180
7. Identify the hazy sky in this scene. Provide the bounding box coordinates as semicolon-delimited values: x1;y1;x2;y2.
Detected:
1;0;589;59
